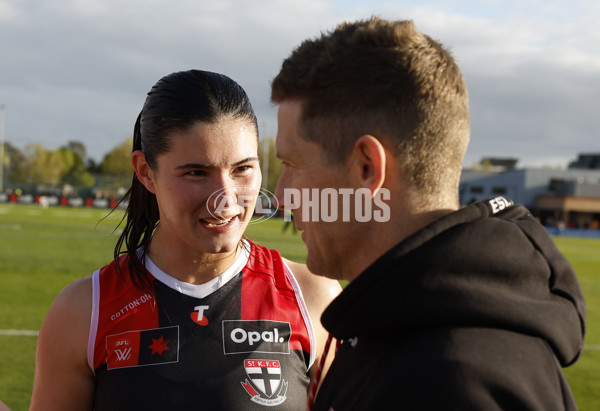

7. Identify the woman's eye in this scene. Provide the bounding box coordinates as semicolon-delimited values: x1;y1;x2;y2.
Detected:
234;165;252;173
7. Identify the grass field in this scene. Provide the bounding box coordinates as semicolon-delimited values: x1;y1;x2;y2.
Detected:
0;203;599;410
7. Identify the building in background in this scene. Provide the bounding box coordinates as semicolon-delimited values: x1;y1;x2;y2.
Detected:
460;153;600;229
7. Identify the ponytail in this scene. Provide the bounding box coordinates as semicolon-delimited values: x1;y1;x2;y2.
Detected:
113;112;159;293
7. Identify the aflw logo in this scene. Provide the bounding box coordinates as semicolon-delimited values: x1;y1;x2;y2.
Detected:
114;347;132;361
106;326;180;370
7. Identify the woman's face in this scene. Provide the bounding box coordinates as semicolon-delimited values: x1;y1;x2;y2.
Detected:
141;118;260;256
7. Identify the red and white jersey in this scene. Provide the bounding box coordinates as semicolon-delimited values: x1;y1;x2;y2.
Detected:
87;241;315;410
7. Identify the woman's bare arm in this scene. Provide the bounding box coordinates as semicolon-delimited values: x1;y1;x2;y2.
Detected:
30;276;95;410
284;259;342;389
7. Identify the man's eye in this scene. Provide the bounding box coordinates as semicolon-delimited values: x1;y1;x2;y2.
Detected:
187;170;207;177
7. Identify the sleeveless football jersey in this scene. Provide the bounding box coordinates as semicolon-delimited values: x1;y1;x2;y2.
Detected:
87;241;316;410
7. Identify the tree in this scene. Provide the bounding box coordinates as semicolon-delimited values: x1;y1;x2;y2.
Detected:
100;137;133;188
86;158;101;174
4;142;96;188
3;142;27;184
57;146;95;188
258;137;282;194
65;140;87;162
22;143;66;185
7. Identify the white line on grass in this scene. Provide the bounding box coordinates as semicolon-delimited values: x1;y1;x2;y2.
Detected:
0;329;39;337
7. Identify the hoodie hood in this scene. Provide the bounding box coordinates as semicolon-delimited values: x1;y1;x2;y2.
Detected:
321;198;586;367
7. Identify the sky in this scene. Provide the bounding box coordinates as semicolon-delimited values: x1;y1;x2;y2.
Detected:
0;0;598;169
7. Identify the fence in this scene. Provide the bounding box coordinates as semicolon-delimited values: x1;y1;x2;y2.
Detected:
0;193;126;209
545;226;600;239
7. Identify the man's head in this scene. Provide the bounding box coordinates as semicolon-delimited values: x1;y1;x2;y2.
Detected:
272;17;470;203
272;17;471;279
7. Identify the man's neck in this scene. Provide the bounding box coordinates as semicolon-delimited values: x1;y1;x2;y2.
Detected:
343;205;458;282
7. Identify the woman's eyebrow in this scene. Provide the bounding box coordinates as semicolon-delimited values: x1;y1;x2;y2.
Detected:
174;157;259;170
232;156;260;167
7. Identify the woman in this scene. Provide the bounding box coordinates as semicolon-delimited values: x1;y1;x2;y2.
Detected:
30;70;341;410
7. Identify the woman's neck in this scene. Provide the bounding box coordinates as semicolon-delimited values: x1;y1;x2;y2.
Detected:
146;233;243;285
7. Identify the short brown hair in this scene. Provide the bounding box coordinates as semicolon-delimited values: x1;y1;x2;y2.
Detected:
271;17;470;200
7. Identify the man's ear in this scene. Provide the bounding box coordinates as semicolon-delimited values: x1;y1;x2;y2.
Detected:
351;135;387;194
131;150;157;194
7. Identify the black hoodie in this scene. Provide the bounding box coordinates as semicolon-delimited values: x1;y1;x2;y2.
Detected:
312;197;586;411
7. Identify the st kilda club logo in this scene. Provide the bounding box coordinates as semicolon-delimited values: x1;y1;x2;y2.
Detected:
223;321;291;406
241;359;288;406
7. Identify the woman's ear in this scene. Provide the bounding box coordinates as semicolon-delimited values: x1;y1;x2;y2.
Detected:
131;150;157;194
351;135;387;194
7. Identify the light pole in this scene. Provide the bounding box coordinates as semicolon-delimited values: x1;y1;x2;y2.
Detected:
0;104;5;193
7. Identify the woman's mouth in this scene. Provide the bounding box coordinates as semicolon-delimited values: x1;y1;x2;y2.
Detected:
199;216;237;228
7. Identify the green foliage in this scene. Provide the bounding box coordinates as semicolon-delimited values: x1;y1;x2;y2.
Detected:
100;138;133;187
56;146;95;188
3;142;28;183
3;136;134;197
0;206;598;410
2;141;96;188
64;141;87;161
258;137;282;194
22;143;66;185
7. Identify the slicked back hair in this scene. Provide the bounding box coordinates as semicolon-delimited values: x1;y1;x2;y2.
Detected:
271;17;470;202
114;70;258;292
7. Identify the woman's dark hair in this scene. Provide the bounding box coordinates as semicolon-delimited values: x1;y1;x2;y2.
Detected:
113;69;258;292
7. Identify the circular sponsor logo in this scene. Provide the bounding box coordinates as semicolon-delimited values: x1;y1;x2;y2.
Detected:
206;186;279;225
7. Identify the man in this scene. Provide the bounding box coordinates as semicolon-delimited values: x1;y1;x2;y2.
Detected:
272;17;586;410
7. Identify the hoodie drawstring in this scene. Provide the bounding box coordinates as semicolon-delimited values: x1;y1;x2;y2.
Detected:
307;333;340;410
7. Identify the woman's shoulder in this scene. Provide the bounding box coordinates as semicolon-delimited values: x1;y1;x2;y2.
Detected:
32;275;95;409
283;259;341;309
36;275;93;374
46;275;93;326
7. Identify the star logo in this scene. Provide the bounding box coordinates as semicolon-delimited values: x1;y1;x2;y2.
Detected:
106;326;179;369
148;336;170;356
